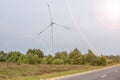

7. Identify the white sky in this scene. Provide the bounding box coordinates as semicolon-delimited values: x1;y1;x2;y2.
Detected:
0;0;120;55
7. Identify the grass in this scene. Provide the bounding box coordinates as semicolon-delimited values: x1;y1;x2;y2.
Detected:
0;62;110;80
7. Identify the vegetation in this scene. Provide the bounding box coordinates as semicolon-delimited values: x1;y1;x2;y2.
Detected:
0;48;120;65
0;48;120;80
0;62;104;80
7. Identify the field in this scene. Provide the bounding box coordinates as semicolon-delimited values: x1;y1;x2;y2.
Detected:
0;62;106;80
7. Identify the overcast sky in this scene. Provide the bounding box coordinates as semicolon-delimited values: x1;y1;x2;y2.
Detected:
0;0;120;55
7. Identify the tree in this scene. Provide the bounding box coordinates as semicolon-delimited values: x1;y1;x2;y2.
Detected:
80;55;86;65
17;55;29;64
26;49;44;58
68;48;83;64
47;54;53;64
85;49;97;65
41;57;48;64
0;51;5;62
54;51;68;64
4;51;22;62
53;58;64;64
107;55;120;63
26;52;40;64
96;56;107;66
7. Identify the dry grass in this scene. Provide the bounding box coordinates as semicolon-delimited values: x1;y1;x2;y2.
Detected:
0;62;103;80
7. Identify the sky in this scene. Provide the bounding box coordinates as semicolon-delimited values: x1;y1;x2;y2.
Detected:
0;0;120;55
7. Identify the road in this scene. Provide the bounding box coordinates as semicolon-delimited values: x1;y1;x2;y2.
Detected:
58;65;120;80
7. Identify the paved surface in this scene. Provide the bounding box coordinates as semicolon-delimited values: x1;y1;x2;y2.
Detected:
58;65;120;80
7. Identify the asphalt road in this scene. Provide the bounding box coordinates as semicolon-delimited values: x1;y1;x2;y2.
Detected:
58;65;120;80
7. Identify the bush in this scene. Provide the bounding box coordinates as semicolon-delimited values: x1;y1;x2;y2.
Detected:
17;55;29;64
68;48;83;64
26;53;40;64
53;59;64;64
4;51;22;62
41;57;48;64
0;51;5;62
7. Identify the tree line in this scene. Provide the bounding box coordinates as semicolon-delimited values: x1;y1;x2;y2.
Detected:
0;48;120;66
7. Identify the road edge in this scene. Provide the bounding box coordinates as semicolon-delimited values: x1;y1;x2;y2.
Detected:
40;64;120;80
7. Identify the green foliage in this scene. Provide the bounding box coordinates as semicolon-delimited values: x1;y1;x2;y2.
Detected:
26;53;40;64
0;48;119;66
26;49;44;58
47;54;53;64
26;49;44;64
54;51;68;59
96;56;107;66
0;51;5;62
68;48;83;64
4;51;22;62
17;55;29;64
54;51;68;64
41;57;48;64
80;55;86;64
106;55;120;62
85;50;97;65
53;58;64;64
